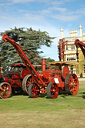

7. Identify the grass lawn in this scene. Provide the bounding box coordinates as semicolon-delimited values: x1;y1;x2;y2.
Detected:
0;80;85;128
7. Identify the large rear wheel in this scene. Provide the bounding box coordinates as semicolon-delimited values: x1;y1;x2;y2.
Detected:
0;82;11;99
47;82;59;99
65;74;79;95
22;74;34;94
28;82;40;98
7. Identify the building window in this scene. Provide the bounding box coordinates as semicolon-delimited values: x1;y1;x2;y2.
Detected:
66;55;76;61
66;45;75;50
84;65;85;73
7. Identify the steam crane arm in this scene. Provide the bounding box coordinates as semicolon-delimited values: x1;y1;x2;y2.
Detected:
75;39;85;57
2;34;44;86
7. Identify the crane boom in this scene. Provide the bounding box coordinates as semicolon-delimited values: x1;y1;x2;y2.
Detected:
75;39;85;57
2;34;45;86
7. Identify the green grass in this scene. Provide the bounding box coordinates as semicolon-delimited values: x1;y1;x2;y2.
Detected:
0;81;85;128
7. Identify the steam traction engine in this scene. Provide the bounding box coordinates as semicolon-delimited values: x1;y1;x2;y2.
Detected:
1;34;79;99
0;63;29;99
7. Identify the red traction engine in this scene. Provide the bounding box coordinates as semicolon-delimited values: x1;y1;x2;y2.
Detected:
1;34;79;99
0;63;29;99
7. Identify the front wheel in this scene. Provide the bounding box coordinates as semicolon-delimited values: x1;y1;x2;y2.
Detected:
28;82;40;98
0;82;11;99
47;82;59;99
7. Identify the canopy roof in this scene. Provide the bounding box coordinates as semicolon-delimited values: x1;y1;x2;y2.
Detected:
50;61;78;66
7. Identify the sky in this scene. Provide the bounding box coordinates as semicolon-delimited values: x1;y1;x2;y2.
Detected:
0;0;85;61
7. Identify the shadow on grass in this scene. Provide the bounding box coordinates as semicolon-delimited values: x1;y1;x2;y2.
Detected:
77;92;85;99
79;92;85;94
82;95;85;99
27;93;68;99
60;94;68;98
39;91;69;99
45;94;68;99
81;92;85;99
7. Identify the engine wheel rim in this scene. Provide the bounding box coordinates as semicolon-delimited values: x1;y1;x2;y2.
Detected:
0;83;11;98
26;77;34;92
22;75;34;94
31;83;40;98
51;83;59;99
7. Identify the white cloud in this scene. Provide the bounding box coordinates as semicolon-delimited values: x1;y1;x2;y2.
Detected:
76;8;85;16
12;0;35;3
41;7;67;16
11;0;51;3
24;13;44;21
9;0;73;5
0;0;84;60
53;14;80;21
0;0;83;22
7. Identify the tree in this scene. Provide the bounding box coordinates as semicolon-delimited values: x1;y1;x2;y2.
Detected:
46;57;55;63
0;27;55;69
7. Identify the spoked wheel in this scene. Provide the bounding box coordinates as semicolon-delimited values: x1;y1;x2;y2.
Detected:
22;74;34;94
0;82;11;99
28;82;40;98
47;82;59;99
65;73;79;95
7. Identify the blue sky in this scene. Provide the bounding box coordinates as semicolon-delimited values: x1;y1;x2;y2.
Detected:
0;0;85;61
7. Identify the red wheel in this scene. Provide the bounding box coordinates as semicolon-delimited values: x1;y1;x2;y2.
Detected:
28;82;40;98
0;82;11;99
61;66;70;80
47;82;59;99
65;74;79;95
22;74;34;94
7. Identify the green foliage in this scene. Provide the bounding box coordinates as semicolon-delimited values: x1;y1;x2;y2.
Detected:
46;57;55;63
79;59;85;76
80;73;83;78
0;27;55;69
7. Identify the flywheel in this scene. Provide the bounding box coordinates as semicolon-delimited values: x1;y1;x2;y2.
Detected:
61;66;70;80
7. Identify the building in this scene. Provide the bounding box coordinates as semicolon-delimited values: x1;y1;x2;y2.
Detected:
58;25;85;77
